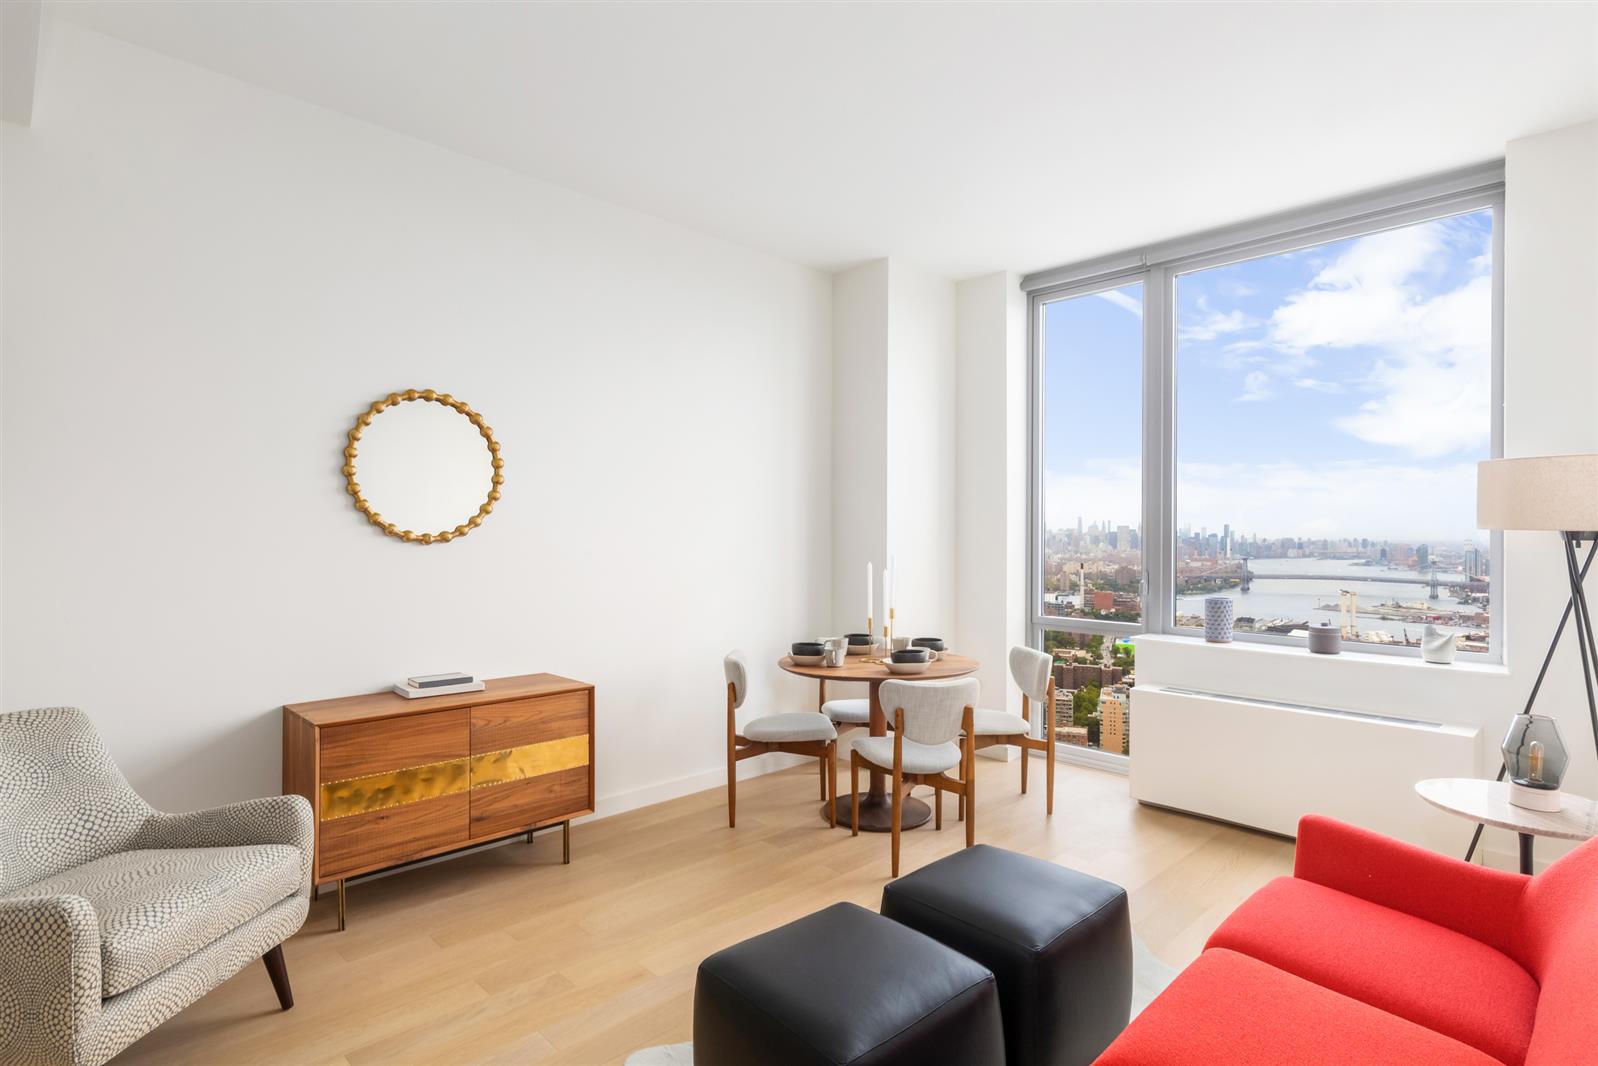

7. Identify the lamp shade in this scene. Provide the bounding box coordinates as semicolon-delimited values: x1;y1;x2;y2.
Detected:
1477;454;1598;532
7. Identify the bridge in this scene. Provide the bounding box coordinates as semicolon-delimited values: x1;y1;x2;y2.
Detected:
1182;559;1484;600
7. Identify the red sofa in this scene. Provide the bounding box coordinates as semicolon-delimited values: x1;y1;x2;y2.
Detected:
1095;815;1598;1066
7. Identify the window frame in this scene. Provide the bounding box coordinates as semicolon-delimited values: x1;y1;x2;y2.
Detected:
1027;165;1507;700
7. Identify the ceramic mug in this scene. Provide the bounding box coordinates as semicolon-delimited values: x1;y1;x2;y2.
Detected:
823;637;848;667
892;636;913;653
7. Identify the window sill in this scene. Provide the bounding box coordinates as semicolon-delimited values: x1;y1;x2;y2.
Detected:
1134;632;1508;676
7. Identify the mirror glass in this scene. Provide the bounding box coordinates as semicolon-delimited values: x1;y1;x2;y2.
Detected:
354;400;495;535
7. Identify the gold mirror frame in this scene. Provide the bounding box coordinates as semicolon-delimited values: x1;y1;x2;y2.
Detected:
343;389;504;544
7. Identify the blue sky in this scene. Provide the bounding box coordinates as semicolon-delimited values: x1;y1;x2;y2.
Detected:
1043;209;1494;542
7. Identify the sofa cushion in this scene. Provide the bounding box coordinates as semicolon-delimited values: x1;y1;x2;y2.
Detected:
1207;876;1538;1065
6;845;302;996
1095;947;1503;1066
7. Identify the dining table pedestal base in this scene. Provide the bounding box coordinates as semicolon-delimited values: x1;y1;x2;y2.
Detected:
824;792;932;833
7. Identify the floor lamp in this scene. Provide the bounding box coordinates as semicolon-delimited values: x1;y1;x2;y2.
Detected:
1466;453;1598;864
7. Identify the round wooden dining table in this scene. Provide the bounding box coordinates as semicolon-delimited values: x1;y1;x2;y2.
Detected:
778;652;980;832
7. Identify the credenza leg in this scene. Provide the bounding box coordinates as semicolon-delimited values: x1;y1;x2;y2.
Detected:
527;829;535;844
337;879;346;932
563;820;571;864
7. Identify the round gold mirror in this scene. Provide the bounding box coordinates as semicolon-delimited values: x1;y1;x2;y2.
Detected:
343;389;503;544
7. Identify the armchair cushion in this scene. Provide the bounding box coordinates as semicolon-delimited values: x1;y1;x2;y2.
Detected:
1207;876;1538;1066
6;845;303;996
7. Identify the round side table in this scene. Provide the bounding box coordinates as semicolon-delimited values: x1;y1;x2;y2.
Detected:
1416;777;1598;874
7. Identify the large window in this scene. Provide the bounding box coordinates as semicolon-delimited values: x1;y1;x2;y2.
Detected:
1028;169;1503;761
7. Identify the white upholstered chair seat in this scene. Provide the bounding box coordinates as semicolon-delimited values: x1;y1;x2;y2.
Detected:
970;709;1030;736
742;712;837;743
822;698;870;725
852;735;962;775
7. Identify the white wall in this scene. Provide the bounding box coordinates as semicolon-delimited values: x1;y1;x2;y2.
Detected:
830;261;890;635
955;272;1028;723
0;22;833;813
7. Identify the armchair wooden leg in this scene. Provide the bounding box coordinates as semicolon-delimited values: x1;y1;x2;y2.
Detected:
891;775;903;878
850;753;861;837
263;944;293;1011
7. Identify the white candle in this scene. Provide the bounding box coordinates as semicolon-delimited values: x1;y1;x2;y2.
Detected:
866;561;873;624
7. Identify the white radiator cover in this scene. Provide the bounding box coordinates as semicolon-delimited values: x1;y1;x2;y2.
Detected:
1130;686;1481;850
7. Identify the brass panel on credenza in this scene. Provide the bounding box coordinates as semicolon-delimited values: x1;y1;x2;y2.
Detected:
282;673;595;927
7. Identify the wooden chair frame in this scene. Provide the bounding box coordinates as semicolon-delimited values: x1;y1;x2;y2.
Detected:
852;703;976;877
726;682;838;829
969;675;1058;815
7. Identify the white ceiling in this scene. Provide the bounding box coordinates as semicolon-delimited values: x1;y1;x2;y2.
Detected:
48;1;1598;278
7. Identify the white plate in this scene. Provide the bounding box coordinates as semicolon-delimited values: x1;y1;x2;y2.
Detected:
846;643;876;655
885;660;931;675
790;654;825;665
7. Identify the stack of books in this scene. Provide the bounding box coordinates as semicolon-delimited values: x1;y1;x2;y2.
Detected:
392;672;486;699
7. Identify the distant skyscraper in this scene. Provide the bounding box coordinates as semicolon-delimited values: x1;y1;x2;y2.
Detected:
1099;688;1129;756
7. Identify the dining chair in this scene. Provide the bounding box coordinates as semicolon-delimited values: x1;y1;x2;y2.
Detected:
851;678;978;877
968;646;1058;815
725;651;838;829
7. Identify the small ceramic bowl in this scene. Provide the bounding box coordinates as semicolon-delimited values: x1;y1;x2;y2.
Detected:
790;654;825;666
845;632;874;645
912;637;946;652
891;648;931;664
885;659;931;675
792;641;825;657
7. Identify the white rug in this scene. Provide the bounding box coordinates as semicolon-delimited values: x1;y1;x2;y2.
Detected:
625;937;1180;1065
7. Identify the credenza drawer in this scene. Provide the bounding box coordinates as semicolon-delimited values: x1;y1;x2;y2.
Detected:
470;690;589;753
319;792;470;879
471;765;590;840
321;707;470;782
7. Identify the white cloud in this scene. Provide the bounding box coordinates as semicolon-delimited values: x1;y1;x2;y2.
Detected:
1094;289;1143;319
1235;370;1272;402
1176;459;1480;541
1292;377;1343;393
1179;296;1259;342
1264;218;1491;458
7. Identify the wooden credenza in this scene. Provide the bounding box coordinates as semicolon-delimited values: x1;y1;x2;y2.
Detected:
282;673;594;929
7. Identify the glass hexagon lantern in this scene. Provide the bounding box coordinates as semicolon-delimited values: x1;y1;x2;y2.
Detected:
1502;713;1568;812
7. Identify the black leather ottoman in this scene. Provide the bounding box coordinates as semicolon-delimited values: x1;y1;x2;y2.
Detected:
694;901;1005;1066
880;845;1131;1066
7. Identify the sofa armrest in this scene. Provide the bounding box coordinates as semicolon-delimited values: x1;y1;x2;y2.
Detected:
130;794;314;891
0;895;102;1066
1293;815;1526;955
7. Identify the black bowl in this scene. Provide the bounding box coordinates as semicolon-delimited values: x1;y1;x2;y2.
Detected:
891;648;931;664
791;641;825;657
844;632;874;646
912;637;946;652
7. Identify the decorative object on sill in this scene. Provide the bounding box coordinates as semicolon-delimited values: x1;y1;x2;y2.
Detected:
407;671;473;690
344;388;504;544
1466;454;1598;862
1502;713;1569;812
1307;621;1342;655
1421;625;1457;665
1203;596;1233;643
391;676;485;698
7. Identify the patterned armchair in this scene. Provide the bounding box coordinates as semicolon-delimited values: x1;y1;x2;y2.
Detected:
0;707;312;1066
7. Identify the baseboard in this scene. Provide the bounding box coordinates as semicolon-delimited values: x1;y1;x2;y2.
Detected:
582;753;808;824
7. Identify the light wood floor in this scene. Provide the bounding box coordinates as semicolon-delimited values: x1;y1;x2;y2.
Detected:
117;757;1293;1066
